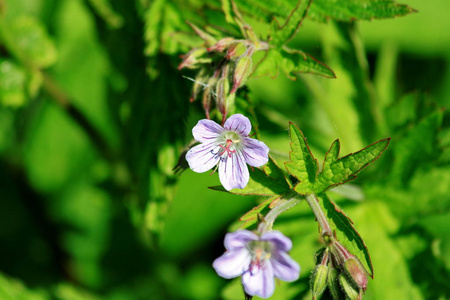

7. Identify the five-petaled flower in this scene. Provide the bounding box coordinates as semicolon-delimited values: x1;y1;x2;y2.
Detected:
186;114;269;191
213;230;300;298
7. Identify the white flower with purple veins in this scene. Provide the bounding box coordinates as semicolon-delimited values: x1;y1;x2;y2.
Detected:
186;114;269;191
213;230;300;299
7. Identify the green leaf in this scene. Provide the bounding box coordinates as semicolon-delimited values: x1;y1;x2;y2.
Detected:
0;15;57;68
390;110;443;186
210;155;291;196
232;0;303;23
270;0;312;46
281;48;336;79
308;0;416;22
314;138;390;193
286;123;390;194
285;122;318;194
316;193;373;277
253;49;335;80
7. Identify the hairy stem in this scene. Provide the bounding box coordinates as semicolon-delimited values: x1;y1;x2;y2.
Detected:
305;194;332;235
257;194;302;233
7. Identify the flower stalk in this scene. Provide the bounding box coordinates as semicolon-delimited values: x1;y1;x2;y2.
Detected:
305;194;333;237
257;194;301;234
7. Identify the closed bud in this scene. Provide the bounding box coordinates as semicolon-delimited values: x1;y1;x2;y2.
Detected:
339;274;362;300
327;265;345;300
231;57;252;93
343;257;368;291
215;78;230;117
178;48;208;70
331;242;368;292
311;248;329;299
207;37;235;52
190;68;209;102
311;264;328;300
202;77;218;119
226;42;247;59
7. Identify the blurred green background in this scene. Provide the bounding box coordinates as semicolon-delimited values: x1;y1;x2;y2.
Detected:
0;0;449;299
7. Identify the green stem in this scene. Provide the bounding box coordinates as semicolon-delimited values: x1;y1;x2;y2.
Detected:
305;194;332;236
257;195;302;233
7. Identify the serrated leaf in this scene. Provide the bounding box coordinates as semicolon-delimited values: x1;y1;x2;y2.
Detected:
316;193;373;277
210;156;291;196
0;15;57;68
285;122;318;194
252;50;281;78
270;0;312;46
233;0;301;23
253;49;335;80
281;48;336;79
286;123;390;194
309;0;416;22
314;138;390;193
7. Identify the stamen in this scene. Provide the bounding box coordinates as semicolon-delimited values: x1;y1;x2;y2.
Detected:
218;139;236;158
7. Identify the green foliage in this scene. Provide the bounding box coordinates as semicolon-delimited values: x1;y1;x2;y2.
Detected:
308;0;416;22
0;15;57;68
286;122;389;194
0;0;449;299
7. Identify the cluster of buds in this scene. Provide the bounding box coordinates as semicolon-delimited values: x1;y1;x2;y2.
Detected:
311;237;369;300
178;23;268;123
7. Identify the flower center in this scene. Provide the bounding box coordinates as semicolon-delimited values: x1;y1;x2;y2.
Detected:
211;131;242;160
248;241;273;274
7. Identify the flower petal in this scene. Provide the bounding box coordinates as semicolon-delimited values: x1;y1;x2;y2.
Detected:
186;142;221;173
270;251;300;282
223;114;252;136
218;150;249;191
261;231;292;252
242;137;269;167
242;262;275;299
213;248;251;279
224;230;258;251
192;119;224;143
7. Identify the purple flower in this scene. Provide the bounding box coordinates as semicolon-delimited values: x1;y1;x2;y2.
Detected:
186;114;269;191
213;230;300;299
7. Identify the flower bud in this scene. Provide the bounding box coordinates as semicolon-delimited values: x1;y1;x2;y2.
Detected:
343;257;368;292
226;42;247;59
178;48;208;70
202;77;218;119
330;242;368;292
207;37;235;52
311;265;328;299
327;265;344;300
339;273;362;300
231;57;252;93
311;248;329;299
215;77;230;118
190;68;208;102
